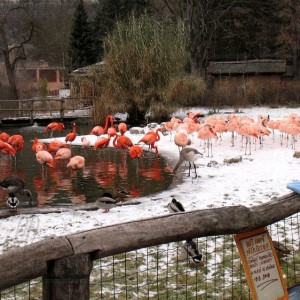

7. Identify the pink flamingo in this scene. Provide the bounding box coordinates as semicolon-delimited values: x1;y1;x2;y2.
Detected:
174;129;191;153
44;122;65;138
90;115;112;138
65;123;77;146
32;138;47;153
107;115;117;137
47;139;68;153
36;150;55;177
129;145;143;159
81;136;91;149
67;155;85;170
0;132;10;142
138;128;162;155
54;148;72;161
94;135;112;152
113;134;134;150
197;124;217;157
118;123;127;135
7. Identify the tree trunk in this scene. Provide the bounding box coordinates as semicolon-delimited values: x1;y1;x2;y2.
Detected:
0;22;19;100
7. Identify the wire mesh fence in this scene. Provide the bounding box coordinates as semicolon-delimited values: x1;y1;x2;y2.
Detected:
1;212;300;299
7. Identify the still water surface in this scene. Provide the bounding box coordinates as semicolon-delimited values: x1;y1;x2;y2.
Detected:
0;125;174;208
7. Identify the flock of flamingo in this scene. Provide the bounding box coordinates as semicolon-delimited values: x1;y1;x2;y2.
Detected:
165;111;300;157
0;109;299;208
0;110;299;174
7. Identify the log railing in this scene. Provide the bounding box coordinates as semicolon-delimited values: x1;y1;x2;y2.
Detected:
0;192;299;299
0;97;93;124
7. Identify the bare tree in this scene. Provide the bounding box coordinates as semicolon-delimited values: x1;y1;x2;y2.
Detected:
152;0;238;76
0;3;35;100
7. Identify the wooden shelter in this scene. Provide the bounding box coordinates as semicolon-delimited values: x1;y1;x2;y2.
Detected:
207;59;287;76
207;59;290;95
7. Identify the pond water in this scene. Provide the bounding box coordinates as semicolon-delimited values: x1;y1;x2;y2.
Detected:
0;124;174;208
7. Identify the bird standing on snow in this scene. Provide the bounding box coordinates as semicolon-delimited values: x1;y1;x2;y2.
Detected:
173;147;203;178
0;176;33;209
167;198;185;213
95;193;116;213
167;198;204;266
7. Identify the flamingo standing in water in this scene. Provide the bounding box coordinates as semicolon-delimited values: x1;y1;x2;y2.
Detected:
129;145;143;159
7;134;24;154
32;138;47;152
54;148;72;162
0;132;10;142
65;123;77;146
138;128;162;155
94;135;112;152
67;155;85;170
0;141;16;158
44;122;65;138
36;150;55;177
47;139;68;153
112;133;134;150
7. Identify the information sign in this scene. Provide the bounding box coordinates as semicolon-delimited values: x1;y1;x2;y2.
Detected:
235;227;289;300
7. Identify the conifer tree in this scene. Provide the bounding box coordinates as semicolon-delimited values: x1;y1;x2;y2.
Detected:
68;0;97;71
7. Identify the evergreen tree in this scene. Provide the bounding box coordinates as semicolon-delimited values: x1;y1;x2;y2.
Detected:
68;0;97;71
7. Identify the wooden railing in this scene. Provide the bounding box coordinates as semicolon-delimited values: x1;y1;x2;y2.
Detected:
0;192;299;299
0;97;94;124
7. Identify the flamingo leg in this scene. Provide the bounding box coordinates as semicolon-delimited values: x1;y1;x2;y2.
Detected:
193;162;198;178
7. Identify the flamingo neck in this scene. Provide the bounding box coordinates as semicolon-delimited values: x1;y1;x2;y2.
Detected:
113;134;118;147
103;115;111;133
155;129;162;141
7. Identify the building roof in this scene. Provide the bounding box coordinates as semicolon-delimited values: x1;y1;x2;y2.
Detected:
207;59;286;75
71;61;105;76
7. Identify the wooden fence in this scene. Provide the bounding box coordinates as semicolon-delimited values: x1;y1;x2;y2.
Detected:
0;192;299;299
0;97;93;124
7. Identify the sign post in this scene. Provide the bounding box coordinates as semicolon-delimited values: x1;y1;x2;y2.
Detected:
235;227;289;300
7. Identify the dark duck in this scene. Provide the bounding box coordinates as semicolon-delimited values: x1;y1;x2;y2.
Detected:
0;176;33;209
167;197;205;266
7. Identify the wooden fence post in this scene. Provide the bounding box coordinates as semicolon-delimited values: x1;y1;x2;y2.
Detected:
60;98;65;120
42;253;93;300
30;99;34;125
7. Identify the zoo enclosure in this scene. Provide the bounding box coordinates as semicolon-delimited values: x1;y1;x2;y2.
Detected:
0;97;93;124
0;192;300;299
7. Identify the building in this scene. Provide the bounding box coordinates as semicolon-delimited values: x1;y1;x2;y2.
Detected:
16;61;65;97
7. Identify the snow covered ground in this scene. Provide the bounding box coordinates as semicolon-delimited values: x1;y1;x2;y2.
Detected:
0;106;299;254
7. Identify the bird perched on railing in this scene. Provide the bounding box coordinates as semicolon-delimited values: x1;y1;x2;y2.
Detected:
95;192;116;213
166;198;205;266
173;147;203;178
0;175;33;209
